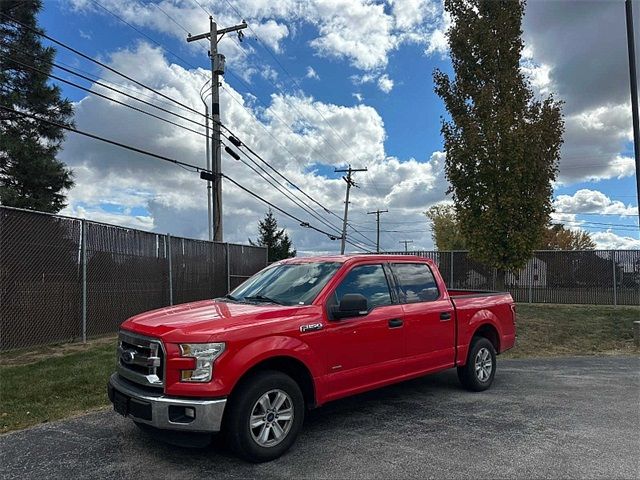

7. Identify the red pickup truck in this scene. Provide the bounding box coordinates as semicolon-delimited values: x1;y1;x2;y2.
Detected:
108;255;516;462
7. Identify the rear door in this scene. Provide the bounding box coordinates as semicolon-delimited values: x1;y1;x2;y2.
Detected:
323;263;406;398
390;262;455;373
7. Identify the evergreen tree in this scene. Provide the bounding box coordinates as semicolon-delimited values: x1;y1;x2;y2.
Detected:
250;209;296;262
0;0;74;213
433;0;564;289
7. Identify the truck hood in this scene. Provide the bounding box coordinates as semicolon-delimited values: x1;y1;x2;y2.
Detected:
120;299;314;342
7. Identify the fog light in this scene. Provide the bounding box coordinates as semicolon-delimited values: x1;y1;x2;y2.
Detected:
168;405;196;423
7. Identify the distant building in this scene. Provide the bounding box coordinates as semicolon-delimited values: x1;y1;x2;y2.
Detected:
506;257;548;287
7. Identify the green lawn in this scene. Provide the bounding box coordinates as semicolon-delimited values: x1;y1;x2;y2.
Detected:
504;303;639;358
0;338;117;433
0;304;638;433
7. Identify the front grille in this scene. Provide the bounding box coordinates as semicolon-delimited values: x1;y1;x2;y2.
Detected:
117;330;165;389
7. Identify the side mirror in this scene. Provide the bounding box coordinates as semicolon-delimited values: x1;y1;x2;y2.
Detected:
331;293;369;320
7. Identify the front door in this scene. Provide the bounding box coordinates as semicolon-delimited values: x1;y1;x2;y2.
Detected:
324;263;405;399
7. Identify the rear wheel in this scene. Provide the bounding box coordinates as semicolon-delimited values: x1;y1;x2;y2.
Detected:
457;336;496;392
225;370;304;462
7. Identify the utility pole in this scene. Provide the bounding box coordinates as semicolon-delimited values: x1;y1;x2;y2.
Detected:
399;240;413;252
335;165;368;254
625;0;640;227
188;17;247;241
367;209;388;253
199;80;212;241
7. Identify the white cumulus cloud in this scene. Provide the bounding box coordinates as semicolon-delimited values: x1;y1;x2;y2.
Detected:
377;74;394;93
58;44;445;252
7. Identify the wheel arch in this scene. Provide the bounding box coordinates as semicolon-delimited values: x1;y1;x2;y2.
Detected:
473;323;500;353
230;355;317;409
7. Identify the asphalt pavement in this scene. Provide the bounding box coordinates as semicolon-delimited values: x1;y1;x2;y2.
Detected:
1;356;639;479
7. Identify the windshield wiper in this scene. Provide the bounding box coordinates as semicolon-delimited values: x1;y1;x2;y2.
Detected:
215;293;241;302
243;294;285;305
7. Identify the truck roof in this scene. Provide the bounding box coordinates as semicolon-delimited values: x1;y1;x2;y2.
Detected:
278;254;432;264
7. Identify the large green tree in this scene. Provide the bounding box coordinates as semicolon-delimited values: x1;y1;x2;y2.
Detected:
250;209;296;262
433;0;564;288
0;0;74;213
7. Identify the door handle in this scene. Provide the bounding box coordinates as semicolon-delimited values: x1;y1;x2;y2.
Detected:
440;312;452;321
388;318;403;328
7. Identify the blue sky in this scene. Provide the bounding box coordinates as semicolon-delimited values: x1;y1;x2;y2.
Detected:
31;0;640;252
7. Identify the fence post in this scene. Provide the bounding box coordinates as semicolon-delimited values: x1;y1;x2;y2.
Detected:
81;219;87;343
167;234;173;306
612;254;617;306
450;251;454;287
226;243;231;293
528;260;533;304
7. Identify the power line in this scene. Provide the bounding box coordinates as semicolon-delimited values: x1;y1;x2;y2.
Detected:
554;211;638;217
191;0;214;17
224;173;372;251
1;105;370;246
218;88;378;248
0;44;209;130
124;1;378;249
102;0;359;245
1;54;209;139
2;8;373;249
4;27;371;246
0;105;204;172
227;143;345;238
1;11;207;120
89;0;203;72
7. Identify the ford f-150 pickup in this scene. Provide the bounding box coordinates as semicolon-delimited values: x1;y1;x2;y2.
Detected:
108;255;516;462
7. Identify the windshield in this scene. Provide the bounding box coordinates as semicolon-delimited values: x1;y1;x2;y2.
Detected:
229;262;341;306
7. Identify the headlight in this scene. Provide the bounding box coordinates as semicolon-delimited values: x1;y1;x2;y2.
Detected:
179;342;225;382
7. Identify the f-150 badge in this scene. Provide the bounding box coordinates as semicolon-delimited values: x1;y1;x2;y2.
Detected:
300;323;323;333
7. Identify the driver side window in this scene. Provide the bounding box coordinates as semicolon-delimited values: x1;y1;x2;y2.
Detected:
333;264;392;309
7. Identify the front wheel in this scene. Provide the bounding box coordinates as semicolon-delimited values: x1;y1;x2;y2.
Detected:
457;337;497;392
225;370;304;462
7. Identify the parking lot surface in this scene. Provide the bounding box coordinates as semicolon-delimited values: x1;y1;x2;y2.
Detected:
1;356;638;479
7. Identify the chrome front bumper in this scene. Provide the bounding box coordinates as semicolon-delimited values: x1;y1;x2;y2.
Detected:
107;373;226;432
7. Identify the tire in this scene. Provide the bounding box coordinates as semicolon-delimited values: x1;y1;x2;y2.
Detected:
457;336;497;392
225;370;305;463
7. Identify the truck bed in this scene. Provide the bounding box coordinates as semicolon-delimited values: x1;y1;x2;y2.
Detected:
449;290;516;360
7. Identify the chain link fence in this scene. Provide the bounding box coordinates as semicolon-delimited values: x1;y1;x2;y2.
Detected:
0;206;267;351
383;250;640;306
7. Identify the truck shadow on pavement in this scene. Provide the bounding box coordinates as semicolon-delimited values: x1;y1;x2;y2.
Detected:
135;368;474;462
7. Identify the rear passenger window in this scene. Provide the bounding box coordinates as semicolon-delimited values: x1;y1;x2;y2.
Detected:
392;263;439;303
334;264;392;309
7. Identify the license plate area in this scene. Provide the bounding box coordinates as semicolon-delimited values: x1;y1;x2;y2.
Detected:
113;391;129;417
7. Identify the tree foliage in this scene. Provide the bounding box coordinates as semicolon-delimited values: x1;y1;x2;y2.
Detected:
433;0;564;286
425;204;467;251
0;0;74;213
426;203;592;252
539;224;596;251
250;209;296;262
